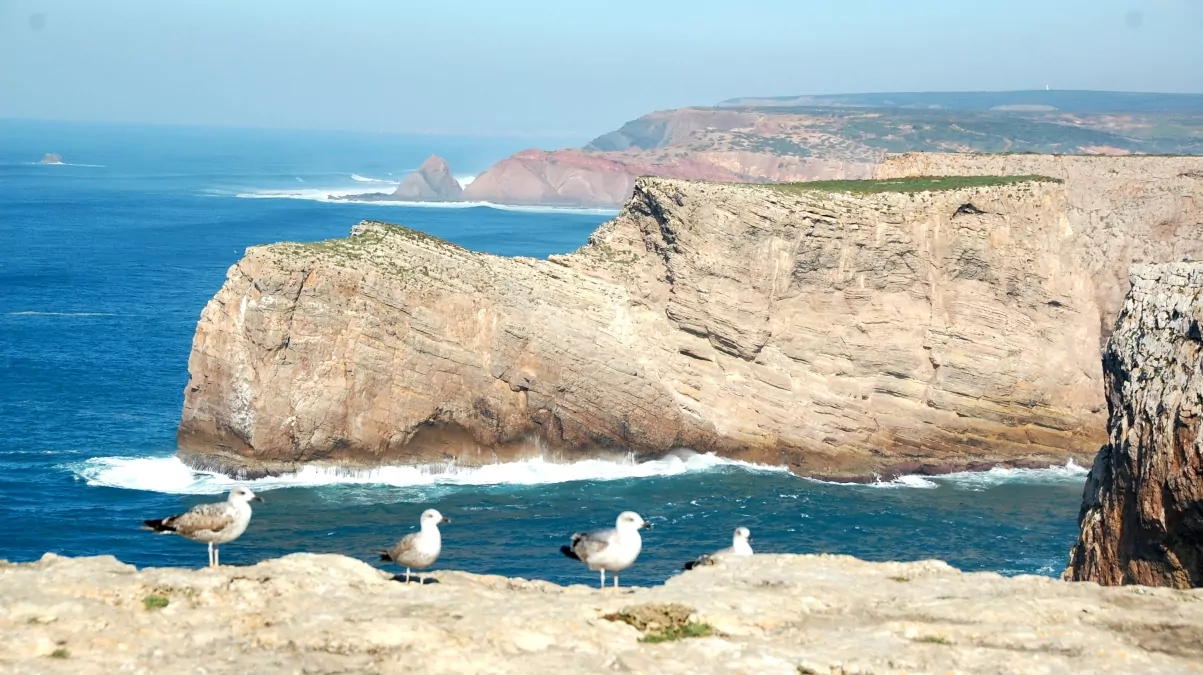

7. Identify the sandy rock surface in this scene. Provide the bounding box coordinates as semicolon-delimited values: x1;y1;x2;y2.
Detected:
3;552;1202;674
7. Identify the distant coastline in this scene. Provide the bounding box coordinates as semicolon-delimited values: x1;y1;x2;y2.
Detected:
334;89;1203;209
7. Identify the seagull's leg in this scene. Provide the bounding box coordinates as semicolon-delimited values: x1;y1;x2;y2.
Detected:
215;545;220;568
614;574;620;589
208;542;214;568
599;569;605;589
406;567;411;583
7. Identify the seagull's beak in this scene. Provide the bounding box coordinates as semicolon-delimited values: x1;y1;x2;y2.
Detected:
642;521;653;530
441;516;451;524
253;495;264;503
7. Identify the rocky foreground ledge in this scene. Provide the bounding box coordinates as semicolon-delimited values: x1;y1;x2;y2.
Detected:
3;553;1202;674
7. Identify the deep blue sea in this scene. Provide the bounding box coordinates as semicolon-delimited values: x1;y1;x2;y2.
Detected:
0;119;1090;585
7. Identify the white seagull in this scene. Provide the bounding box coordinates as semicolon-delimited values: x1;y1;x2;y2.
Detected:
560;511;651;589
142;487;263;568
683;526;753;570
376;508;450;583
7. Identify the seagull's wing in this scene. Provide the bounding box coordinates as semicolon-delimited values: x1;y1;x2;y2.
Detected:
569;528;615;563
382;531;420;562
683;546;734;571
161;502;237;536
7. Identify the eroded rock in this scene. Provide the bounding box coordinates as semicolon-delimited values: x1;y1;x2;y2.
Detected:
1064;262;1203;587
177;175;1150;479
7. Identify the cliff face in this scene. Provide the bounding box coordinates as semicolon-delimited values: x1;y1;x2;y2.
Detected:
391;155;462;201
459;147;870;208
877;154;1203;340
5;553;1202;674
179;177;1115;479
1064;263;1203;588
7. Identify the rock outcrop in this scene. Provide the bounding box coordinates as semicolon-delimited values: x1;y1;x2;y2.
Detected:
179;175;1131;479
1064;263;1203;588
391;155;462;201
461;147;871;208
876;154;1203;340
39;153;63;165
4;552;1202;673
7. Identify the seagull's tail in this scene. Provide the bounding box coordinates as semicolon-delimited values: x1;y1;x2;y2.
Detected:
682;555;714;571
373;548;393;562
142;518;176;534
559;545;580;561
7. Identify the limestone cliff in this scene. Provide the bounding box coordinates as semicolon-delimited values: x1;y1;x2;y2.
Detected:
179;176;1118;479
1064;263;1203;588
4;553;1201;673
876;153;1203;340
391;155;462;201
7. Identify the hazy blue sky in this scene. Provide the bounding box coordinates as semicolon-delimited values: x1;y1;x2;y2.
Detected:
2;0;1201;138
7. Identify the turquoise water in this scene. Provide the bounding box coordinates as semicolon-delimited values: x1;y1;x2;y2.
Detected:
0;120;1089;585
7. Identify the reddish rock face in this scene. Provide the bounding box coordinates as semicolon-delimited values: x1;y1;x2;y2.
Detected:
1064;263;1203;588
460;148;872;207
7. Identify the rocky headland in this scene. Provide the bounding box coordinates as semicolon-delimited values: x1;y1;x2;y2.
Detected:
1065;262;1203;588
450;91;1203;208
876;153;1203;337
177;161;1203;480
39;152;63;165
339;155;463;203
4;552;1202;673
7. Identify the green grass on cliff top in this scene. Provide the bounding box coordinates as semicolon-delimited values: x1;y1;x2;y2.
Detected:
767;174;1061;194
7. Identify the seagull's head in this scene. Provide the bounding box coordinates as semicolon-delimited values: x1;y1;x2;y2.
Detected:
229;487;263;504
421;509;450;526
617;511;650;531
734;526;751;543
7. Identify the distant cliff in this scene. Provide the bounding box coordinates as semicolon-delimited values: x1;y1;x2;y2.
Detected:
458;92;1203;208
177;173;1154;479
1064;263;1203;588
876;154;1203;341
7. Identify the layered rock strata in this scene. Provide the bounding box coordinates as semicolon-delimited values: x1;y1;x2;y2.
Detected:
180;176;1117;479
3;553;1201;674
1065;263;1203;588
876;154;1203;340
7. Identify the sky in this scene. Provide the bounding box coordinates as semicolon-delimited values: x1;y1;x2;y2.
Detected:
1;0;1202;138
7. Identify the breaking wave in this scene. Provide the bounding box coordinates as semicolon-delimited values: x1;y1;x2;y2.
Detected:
349;173;395;183
69;452;788;495
232;186;618;215
806;459;1088;490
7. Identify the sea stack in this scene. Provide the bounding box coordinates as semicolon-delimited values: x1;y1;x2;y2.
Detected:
39;153;63;165
391;155;463;201
1064;262;1203;588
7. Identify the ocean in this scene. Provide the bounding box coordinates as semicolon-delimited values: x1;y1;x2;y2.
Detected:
0;119;1090;585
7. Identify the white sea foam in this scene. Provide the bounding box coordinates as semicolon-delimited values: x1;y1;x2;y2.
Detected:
233;187;618;215
70;452;787;495
808;459;1088;490
28;162;107;168
930;459;1088;490
350;173;394;183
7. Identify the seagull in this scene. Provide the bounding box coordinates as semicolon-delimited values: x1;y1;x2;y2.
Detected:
683;526;753;570
376;508;450;583
142;487;263;568
560;511;651;589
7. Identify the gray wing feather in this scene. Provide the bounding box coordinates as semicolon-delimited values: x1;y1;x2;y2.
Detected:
167;503;236;536
571;528;615;562
386;532;420;561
